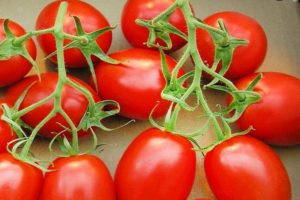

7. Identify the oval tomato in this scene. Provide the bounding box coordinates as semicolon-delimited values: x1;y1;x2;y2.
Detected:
196;11;267;80
115;128;196;200
121;0;189;52
40;154;115;200
0;100;17;153
92;48;184;120
0;153;43;200
229;72;300;146
35;0;112;68
0;19;36;87
204;135;291;200
4;73;99;139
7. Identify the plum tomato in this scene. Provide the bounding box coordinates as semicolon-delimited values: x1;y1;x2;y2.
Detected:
229;72;300;146
204;135;291;200
4;73;99;139
0;19;37;87
92;48;185;120
196;11;267;80
121;0;190;52
40;155;115;200
35;0;112;68
115;128;196;200
0;153;43;200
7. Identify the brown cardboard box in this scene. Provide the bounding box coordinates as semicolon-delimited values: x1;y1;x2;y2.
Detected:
0;0;299;199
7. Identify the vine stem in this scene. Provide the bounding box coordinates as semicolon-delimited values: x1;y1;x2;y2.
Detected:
160;0;225;140
19;2;79;157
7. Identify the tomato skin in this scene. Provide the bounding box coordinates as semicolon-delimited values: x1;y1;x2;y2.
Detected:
35;0;112;68
0;19;36;87
40;155;115;200
4;73;99;139
0;101;17;153
115;128;196;200
121;0;189;52
204;135;291;200
196;11;267;80
230;72;300;146
93;48;184;120
0;153;43;200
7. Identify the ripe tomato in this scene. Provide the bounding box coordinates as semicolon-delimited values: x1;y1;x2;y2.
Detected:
204;135;291;200
92;48;184;120
0;19;36;87
196;11;267;80
4;73;99;139
0;100;17;153
229;72;300;146
121;0;189;52
115;128;196;200
0;153;43;200
35;0;112;68
40;154;115;200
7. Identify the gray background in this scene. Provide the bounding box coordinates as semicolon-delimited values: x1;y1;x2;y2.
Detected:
0;0;299;199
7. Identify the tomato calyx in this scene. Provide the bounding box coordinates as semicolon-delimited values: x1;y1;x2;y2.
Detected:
134;0;188;51
136;13;187;50
193;17;248;87
0;19;40;78
45;15;119;92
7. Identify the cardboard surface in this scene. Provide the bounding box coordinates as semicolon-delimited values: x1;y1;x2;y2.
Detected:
0;0;299;199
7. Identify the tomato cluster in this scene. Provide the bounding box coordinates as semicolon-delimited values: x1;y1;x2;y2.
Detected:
0;0;298;200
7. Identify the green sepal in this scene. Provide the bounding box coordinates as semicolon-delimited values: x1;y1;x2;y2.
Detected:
78;100;121;132
45;16;119;92
201;19;248;87
214;74;262;123
0;19;40;79
136;19;187;50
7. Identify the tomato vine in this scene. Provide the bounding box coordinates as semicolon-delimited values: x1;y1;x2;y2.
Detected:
0;2;120;168
139;0;262;150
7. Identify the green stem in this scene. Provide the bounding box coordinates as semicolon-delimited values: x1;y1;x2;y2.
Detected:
152;0;179;23
170;47;190;89
165;1;225;140
13;28;54;46
13;94;55;119
66;79;96;116
20;110;56;158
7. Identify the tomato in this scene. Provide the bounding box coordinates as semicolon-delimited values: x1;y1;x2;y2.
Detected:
0;19;36;87
0;100;17;153
0;153;43;200
204;135;291;200
229;72;300;146
196;11;267;80
40;154;115;200
4;73;99;139
92;48;184;120
121;0;189;52
35;0;112;68
115;128;196;200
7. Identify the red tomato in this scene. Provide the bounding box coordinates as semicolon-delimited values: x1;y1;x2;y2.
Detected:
35;0;112;68
229;72;300;146
0;19;36;87
115;128;196;200
196;11;267;80
0;153;43;200
40;154;115;200
204;135;291;200
0;100;17;153
92;48;184;120
4;73;99;139
121;0;189;52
